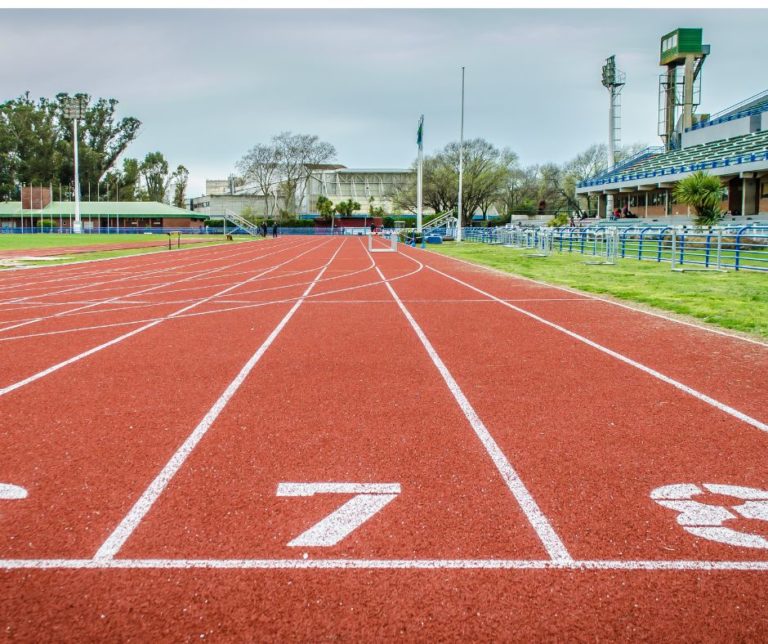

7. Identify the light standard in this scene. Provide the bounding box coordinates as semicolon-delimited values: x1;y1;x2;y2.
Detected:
64;97;86;234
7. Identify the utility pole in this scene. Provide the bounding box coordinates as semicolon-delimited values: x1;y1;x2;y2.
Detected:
457;66;465;242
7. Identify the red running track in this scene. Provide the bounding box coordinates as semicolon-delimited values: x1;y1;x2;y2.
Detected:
0;236;766;640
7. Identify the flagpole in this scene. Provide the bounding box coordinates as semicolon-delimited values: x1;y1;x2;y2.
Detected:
457;66;465;243
416;114;424;234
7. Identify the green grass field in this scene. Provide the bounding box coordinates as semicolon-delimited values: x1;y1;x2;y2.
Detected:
428;242;768;340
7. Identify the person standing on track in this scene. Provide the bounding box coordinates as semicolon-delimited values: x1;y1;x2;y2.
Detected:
272;221;278;238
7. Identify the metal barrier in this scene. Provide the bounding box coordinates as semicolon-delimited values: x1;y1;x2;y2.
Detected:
461;224;768;272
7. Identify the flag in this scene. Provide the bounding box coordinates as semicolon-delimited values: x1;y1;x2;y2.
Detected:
417;115;424;149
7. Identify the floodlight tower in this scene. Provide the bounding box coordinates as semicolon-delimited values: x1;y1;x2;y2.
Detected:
64;97;86;233
601;55;625;219
658;28;709;151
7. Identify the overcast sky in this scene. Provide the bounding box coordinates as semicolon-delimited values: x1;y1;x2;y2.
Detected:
2;8;767;197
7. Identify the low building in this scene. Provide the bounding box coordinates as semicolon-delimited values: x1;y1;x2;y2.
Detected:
0;187;206;230
191;166;415;222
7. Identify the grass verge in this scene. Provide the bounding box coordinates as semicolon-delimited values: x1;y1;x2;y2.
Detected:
428;241;768;340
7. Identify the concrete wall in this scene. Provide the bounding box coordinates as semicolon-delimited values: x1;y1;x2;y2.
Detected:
682;116;752;148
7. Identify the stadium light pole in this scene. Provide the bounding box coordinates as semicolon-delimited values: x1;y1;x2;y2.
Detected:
456;67;465;242
65;97;85;234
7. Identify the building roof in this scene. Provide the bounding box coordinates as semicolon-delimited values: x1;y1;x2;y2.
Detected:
0;201;205;218
333;168;412;174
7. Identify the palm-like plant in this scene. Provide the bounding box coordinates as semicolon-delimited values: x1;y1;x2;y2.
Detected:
673;171;724;225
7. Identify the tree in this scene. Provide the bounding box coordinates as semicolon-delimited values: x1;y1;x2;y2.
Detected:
101;157;143;202
140;152;170;202
237;143;281;218
273;132;336;216
393;138;516;226
334;199;361;217
368;196;385;218
674;171;724;225
316;195;335;220
54;92;142;192
172;165;189;208
563;142;649;215
0;92;142;200
139;153;187;204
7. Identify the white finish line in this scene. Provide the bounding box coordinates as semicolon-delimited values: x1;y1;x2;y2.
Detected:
0;558;766;571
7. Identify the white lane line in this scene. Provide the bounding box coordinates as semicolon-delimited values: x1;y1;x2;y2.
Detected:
422;249;768;349
0;558;766;571
93;240;346;561
369;258;572;562
0;238;249;301
0;259;423;344
0;240;328;399
427;266;768;434
0;239;309;334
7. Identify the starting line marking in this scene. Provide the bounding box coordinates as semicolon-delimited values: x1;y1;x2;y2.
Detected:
0;558;766;571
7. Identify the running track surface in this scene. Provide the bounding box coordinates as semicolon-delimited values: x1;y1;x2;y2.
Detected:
0;237;216;260
0;237;766;640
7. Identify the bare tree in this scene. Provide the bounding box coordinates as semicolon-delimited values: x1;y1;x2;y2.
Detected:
272;132;336;217
564;142;649;214
237;143;281;218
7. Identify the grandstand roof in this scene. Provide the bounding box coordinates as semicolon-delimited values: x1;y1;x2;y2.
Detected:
577;129;768;192
0;201;205;218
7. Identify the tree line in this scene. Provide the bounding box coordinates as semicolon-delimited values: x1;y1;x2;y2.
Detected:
0;92;188;206
235;131;647;225
391;139;648;226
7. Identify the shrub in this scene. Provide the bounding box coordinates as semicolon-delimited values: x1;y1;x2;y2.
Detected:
674;171;724;225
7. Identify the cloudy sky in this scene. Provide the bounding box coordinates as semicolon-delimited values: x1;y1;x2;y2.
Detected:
2;8;766;197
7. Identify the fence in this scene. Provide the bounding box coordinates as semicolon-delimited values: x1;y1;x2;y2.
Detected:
462;224;768;272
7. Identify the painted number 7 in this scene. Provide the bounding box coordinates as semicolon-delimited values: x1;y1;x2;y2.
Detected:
276;482;401;547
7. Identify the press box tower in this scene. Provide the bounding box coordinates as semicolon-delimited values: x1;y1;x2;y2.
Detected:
658;28;710;151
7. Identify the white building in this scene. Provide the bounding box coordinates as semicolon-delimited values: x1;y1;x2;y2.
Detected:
190;166;414;220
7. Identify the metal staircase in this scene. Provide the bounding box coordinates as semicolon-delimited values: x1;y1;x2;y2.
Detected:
422;211;458;240
222;209;261;236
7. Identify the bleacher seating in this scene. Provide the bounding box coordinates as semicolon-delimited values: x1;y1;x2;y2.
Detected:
579;129;768;188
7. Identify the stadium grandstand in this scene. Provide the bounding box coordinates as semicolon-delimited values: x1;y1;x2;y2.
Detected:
577;28;768;219
0;187;207;231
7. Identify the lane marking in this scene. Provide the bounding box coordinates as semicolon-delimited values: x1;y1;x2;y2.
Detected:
418;248;768;349
0;238;252;301
0;239;310;334
427;265;768;434
0;241;328;399
277;482;401;547
94;240;346;561
0;558;766;571
652;483;768;549
367;250;572;562
0;261;425;344
0;484;27;500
